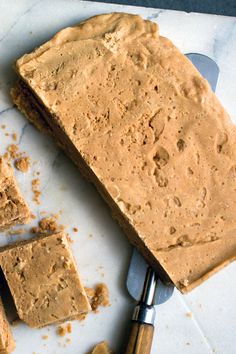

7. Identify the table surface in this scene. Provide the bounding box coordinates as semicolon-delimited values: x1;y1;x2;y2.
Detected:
0;1;236;354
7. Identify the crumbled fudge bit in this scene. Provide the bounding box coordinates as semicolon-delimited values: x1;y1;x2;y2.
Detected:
1;125;6;129
0;157;30;231
0;296;15;354
185;312;192;318
56;323;72;337
30;215;65;235
0;233;91;328
42;335;48;340
14;157;30;173
11;133;17;142
57;326;66;337
85;283;110;313
73;227;78;232
31;178;41;204
67;323;72;333
6;145;20;159
89;341;112;354
77;284;110;322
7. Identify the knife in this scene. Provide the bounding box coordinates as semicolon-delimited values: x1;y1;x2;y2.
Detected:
125;53;219;354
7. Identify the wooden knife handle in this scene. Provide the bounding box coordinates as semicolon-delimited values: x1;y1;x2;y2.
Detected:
125;322;154;354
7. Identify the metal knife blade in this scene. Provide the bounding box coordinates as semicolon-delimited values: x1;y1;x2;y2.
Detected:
186;53;219;91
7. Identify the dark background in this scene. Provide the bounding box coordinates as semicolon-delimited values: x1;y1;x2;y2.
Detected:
89;0;236;16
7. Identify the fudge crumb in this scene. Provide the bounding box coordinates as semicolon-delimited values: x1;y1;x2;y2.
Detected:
186;312;192;318
73;227;78;232
31;178;41;204
57;326;66;337
31;215;65;235
15;156;30;172
7;144;23;159
42;335;48;340
66;323;72;333
12;133;17;141
56;323;72;337
66;338;71;343
7;228;26;236
1;124;6;129
85;283;110;313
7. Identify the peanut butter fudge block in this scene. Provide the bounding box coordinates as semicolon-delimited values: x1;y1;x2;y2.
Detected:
0;296;15;354
12;13;236;292
90;341;112;354
0;233;91;328
0;157;30;231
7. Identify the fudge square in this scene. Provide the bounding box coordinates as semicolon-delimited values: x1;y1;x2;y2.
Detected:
0;157;30;231
0;295;15;354
0;232;91;328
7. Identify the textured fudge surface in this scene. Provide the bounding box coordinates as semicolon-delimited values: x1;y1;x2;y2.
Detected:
90;341;112;354
13;13;236;292
0;296;15;354
0;157;30;231
0;233;90;328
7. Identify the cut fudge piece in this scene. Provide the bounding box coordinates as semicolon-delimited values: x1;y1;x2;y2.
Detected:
12;13;236;292
90;341;112;354
0;232;91;328
0;296;15;354
0;157;30;231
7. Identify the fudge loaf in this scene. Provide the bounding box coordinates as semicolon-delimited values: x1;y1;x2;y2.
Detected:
11;13;236;292
0;296;15;354
0;157;30;231
0;232;91;327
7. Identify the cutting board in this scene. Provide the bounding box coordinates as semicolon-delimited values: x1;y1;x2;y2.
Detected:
0;1;235;353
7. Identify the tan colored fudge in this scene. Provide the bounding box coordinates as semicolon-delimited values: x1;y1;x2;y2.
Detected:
0;296;15;354
0;233;91;328
0;157;30;231
90;341;112;354
11;13;236;292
